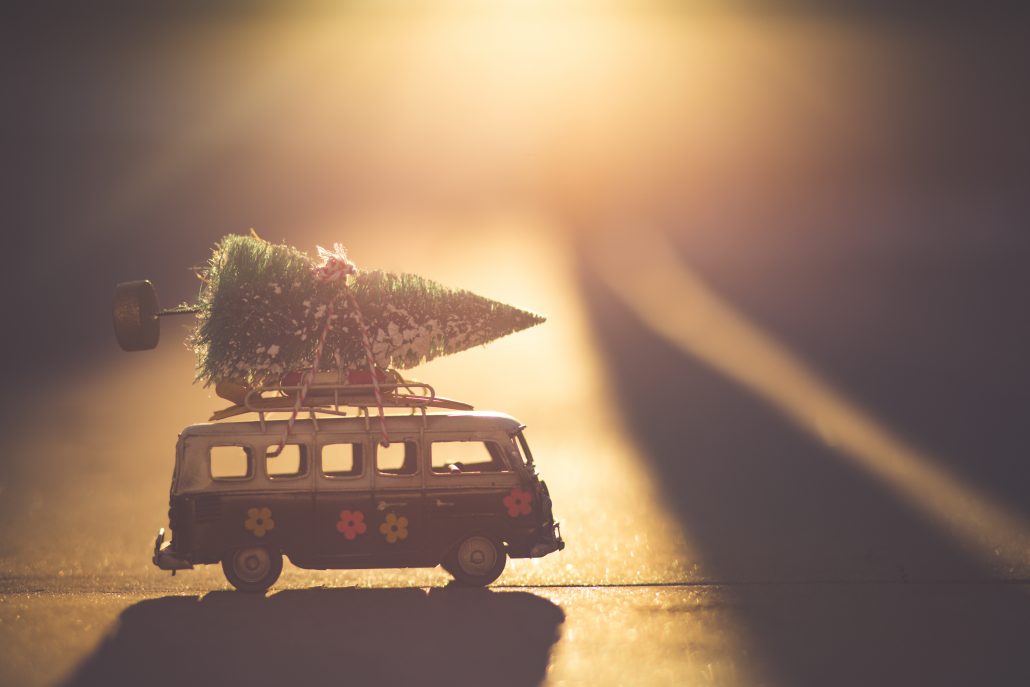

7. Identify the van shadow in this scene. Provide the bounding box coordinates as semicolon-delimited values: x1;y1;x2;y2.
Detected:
64;587;565;687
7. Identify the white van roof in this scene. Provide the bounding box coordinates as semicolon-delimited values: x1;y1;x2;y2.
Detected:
181;410;523;438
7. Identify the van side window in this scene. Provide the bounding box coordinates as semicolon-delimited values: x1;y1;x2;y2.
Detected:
431;441;508;475
322;443;364;478
266;444;307;479
210;445;252;480
377;441;418;476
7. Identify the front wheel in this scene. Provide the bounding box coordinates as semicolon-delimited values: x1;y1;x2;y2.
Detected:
222;546;282;593
444;534;506;587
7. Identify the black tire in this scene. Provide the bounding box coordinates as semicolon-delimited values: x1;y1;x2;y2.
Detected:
222;546;283;593
444;534;506;587
113;280;160;351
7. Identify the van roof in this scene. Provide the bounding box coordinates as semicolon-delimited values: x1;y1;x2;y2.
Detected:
181;410;523;437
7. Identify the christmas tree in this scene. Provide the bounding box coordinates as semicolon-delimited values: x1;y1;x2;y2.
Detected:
188;234;545;386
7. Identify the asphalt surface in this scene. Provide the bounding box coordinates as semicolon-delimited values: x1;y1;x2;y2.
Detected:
7;581;1028;687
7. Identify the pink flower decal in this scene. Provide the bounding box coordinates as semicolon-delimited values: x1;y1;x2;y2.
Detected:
336;510;368;540
503;488;533;518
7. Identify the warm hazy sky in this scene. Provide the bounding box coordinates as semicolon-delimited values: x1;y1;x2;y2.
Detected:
3;2;1028;391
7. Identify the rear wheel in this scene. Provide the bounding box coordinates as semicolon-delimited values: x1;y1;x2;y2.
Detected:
222;546;282;593
444;534;506;587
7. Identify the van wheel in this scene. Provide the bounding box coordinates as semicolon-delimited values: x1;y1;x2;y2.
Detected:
222;546;282;593
444;534;506;587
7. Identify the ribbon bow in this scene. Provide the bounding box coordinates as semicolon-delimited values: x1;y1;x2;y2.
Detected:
313;243;357;283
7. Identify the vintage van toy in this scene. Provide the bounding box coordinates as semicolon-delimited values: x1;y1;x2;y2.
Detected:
152;380;564;592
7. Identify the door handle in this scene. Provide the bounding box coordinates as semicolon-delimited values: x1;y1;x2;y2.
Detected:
377;500;408;510
435;499;456;507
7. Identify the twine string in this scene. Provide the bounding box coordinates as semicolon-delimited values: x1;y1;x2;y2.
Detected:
272;244;390;456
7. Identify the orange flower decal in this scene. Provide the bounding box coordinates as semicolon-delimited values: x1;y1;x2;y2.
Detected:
379;512;409;543
245;507;275;537
503;488;532;518
336;510;368;540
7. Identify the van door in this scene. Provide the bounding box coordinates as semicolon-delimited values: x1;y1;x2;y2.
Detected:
424;435;521;556
313;439;375;563
370;436;425;563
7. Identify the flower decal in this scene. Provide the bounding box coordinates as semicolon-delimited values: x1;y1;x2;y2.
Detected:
245;507;275;537
336;510;368;540
503;488;533;518
379;512;409;544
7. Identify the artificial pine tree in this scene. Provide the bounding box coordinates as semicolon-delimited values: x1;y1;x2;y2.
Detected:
188;234;544;386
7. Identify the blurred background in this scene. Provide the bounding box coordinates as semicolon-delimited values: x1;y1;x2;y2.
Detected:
3;1;1030;685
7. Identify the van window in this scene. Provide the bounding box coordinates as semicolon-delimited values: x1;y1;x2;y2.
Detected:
266;444;307;479
431;441;508;474
210;445;252;480
377;441;418;476
322;443;364;478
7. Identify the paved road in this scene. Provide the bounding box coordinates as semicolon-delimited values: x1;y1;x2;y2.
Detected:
4;578;1029;687
0;581;731;687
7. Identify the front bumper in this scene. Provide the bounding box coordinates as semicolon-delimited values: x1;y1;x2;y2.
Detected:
152;527;193;571
528;522;565;558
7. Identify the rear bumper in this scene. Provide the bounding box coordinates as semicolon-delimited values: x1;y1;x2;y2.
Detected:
152;528;193;571
527;522;565;558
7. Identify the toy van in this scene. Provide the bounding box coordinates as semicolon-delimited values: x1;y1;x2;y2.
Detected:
153;409;564;592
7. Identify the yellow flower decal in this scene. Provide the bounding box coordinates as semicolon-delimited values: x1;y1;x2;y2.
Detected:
379;512;409;544
245;507;275;537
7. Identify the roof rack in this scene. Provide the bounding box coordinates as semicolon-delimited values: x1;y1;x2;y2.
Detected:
209;380;474;430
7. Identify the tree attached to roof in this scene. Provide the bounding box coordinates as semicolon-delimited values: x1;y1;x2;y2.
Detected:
188;234;545;387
